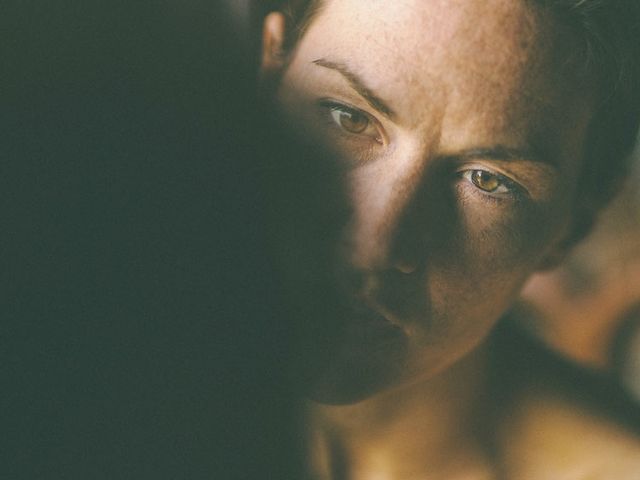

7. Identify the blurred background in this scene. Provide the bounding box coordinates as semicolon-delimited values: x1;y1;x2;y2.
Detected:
3;1;304;478
516;138;640;400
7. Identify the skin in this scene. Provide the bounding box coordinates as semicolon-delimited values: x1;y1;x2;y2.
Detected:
497;385;640;479
262;0;640;477
266;0;589;403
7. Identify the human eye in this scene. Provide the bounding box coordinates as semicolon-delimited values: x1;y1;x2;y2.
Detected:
458;168;525;200
318;100;383;144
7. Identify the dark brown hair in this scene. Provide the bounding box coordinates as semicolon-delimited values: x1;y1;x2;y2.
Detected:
260;0;324;51
538;0;640;244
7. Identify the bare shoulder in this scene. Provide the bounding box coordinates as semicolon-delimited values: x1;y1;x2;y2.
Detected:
497;386;640;479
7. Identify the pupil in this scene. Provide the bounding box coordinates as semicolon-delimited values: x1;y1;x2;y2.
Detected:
472;170;499;192
340;111;367;133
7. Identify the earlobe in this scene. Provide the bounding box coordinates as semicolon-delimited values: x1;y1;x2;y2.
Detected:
536;207;598;271
536;228;580;271
536;247;569;271
535;224;573;272
261;12;287;75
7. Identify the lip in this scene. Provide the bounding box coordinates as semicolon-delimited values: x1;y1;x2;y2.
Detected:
342;300;404;342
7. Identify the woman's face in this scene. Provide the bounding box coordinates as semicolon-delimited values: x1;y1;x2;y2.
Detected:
265;0;595;403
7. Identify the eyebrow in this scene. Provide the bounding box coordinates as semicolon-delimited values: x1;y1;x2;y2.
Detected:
454;145;558;168
312;58;396;120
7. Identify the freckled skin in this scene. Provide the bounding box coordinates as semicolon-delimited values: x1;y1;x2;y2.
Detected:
274;0;594;404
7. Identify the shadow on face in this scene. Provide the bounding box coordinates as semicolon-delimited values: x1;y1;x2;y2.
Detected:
262;0;599;404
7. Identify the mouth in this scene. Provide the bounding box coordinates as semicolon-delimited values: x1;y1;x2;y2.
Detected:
298;298;410;404
342;300;404;343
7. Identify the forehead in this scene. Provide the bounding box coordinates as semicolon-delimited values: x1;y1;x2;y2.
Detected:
303;0;557;109
311;0;543;62
291;0;592;161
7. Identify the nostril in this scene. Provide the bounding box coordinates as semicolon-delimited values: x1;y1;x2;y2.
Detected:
394;261;417;275
333;261;383;299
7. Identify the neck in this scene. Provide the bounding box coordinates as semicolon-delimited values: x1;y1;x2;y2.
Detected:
305;344;495;480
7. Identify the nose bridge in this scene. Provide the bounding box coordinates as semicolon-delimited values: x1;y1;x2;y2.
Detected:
348;142;433;272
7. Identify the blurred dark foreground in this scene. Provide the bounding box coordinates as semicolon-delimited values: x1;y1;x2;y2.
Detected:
1;1;341;478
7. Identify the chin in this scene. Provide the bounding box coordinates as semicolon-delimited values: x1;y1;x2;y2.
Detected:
303;371;391;405
298;337;410;405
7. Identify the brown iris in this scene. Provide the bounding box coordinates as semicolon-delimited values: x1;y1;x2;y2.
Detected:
332;108;370;134
471;170;501;192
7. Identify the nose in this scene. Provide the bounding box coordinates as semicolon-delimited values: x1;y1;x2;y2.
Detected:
347;218;422;279
394;260;418;275
344;153;429;278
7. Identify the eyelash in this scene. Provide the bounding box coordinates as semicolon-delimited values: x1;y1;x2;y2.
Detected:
317;100;383;144
457;168;525;204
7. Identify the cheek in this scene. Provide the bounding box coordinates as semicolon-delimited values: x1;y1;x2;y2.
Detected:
427;197;572;324
457;195;569;272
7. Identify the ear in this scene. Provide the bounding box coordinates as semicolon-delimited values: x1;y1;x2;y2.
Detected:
532;220;571;272
261;12;287;77
535;245;570;271
535;222;585;272
535;202;600;272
